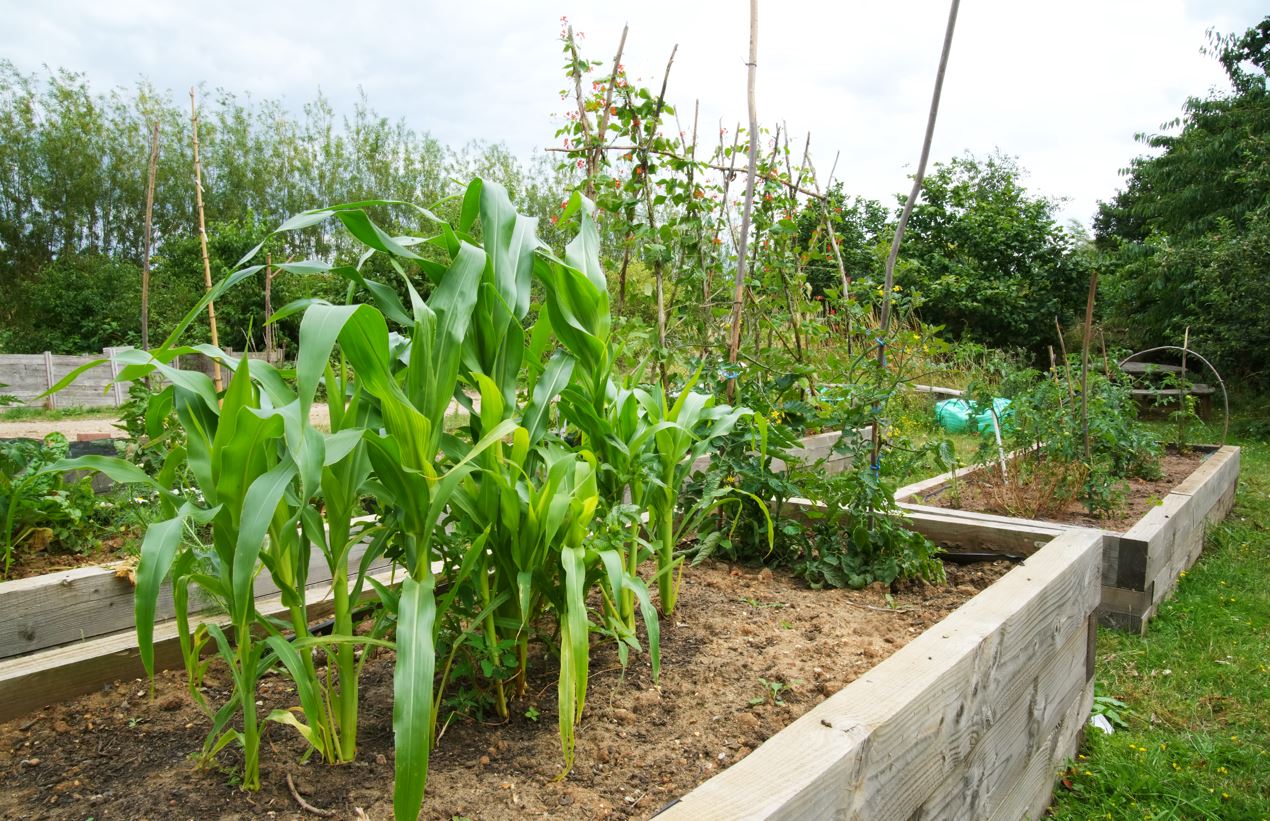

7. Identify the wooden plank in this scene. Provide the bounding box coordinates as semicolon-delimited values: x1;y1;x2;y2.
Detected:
903;510;1060;557
43;350;56;410
1130;386;1215;397
1103;534;1149;589
987;680;1093;821
1170;446;1234;497
0;565;400;723
0;527;387;659
659;528;1102;820
894;462;984;502
782;498;1064;557
898;501;1077;533
917;623;1089;819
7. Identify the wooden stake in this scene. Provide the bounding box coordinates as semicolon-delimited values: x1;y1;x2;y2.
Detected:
1055;316;1075;403
141;121;159;352
871;0;961;471
190;88;222;392
1080;270;1098;460
264;253;274;361
636;44;679;390
726;0;760;403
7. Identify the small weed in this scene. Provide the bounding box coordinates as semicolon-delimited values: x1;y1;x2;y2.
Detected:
524;706;540;722
749;677;802;707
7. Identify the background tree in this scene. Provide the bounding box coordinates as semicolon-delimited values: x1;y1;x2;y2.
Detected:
898;152;1088;354
1097;15;1270;383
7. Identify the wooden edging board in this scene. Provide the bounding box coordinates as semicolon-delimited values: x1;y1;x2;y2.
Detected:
658;526;1103;820
893;445;1241;635
0;565;401;723
0;523;387;660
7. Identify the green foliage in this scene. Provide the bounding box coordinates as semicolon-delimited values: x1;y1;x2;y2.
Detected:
4;254;143;352
899;152;1089;355
973;364;1160;517
1097;16;1270;384
782;429;944;590
0;433;104;577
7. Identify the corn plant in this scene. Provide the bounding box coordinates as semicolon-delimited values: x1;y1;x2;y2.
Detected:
632;372;756;615
46;179;746;821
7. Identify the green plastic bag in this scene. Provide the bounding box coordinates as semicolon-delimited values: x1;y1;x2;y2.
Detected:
934;397;1011;434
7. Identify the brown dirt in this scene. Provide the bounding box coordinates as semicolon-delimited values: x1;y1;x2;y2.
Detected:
915;450;1205;532
2;537;133;582
0;557;1011;820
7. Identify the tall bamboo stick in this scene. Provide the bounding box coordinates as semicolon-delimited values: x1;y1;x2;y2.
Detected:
870;0;961;471
141;121;159;352
638;44;678;390
726;0;760;403
1080;270;1098;460
190;87;222;391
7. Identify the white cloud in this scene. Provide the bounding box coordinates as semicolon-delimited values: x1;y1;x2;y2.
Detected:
2;0;1261;225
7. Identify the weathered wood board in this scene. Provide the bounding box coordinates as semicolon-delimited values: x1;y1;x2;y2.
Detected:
0;530;389;659
0;566;399;723
658;527;1103;820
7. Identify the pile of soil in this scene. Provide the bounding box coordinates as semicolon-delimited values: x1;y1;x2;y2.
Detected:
916;450;1205;532
0;557;1011;820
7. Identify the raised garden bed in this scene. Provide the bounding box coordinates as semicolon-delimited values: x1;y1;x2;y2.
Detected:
0;533;394;723
896;445;1241;634
0;429;862;724
0;512;1101;819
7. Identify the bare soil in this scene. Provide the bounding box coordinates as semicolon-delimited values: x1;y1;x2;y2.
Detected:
915;450;1206;532
0;557;1010;820
2;537;132;582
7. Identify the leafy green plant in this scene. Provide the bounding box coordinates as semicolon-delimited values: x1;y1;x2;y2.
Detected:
1091;692;1131;731
0;433;105;577
969;363;1160;517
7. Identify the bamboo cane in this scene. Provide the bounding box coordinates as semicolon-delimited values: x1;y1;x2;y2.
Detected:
190;88;222;392
726;0;761;404
870;0;961;472
141;121;159;353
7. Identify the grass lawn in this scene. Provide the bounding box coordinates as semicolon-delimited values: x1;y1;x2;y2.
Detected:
1048;416;1270;820
0;405;117;422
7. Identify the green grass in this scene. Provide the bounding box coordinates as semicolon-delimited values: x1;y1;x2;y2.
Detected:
1048;423;1270;820
0;405;117;422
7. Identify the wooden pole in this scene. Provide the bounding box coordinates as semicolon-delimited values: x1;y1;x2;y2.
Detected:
141;121;160;352
593;24;629;197
1055;316;1075;403
726;0;760;403
264;253;274;361
638;44;679;390
1080;270;1098;460
190;88;223;391
871;0;960;471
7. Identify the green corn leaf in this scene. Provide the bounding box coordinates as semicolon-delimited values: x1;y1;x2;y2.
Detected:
264;635;332;759
557;545;590;774
232;460;297;626
393;574;437;821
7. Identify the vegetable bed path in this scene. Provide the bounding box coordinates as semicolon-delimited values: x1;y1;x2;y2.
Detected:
921;450;1204;532
0;557;1010;820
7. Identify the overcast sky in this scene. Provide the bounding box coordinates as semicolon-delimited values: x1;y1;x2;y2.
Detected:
2;0;1264;227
